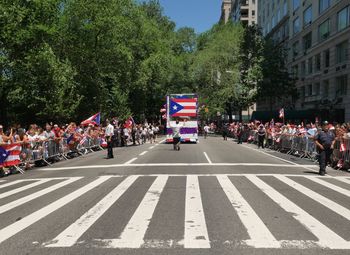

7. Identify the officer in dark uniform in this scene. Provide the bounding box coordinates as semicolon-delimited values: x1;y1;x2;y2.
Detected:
315;121;335;176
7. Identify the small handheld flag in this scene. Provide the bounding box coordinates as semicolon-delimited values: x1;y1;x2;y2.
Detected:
81;112;101;126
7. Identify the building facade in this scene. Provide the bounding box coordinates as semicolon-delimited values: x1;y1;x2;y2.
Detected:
231;0;258;26
258;0;350;122
221;0;232;24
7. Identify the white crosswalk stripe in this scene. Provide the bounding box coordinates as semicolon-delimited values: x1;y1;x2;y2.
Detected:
0;176;111;244
184;175;210;248
46;175;138;247
101;175;168;248
305;176;350;198
246;175;350;249
217;175;280;248
0;174;349;250
275;175;350;220
0;177;82;214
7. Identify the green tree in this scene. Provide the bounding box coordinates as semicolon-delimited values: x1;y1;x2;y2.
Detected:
257;38;297;111
192;22;243;121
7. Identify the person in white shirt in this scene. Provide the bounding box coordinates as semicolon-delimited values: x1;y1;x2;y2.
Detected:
105;120;114;159
168;118;187;150
203;124;210;139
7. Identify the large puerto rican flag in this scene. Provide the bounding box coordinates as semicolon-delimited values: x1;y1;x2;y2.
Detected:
169;97;197;117
0;144;21;168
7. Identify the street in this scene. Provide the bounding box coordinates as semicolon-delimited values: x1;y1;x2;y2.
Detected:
0;137;349;255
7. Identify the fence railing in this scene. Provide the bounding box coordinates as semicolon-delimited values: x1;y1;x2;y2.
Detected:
244;130;350;171
2;136;105;175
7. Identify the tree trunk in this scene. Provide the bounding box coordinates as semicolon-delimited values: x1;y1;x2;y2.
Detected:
239;107;243;122
228;103;233;123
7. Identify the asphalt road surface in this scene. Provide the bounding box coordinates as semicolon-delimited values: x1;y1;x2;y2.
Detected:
0;136;350;255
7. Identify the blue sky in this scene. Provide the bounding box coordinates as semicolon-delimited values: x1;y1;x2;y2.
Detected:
157;0;222;34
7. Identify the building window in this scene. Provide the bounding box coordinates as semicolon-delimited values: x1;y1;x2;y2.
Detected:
307;84;312;96
292;41;299;57
293;65;299;78
277;8;281;22
336;75;348;96
336;40;349;64
314;82;320;95
303;32;312;51
323;80;329;97
301;61;306;76
301;86;305;98
293;17;300;34
293;0;300;11
319;0;330;14
324;49;330;68
308;57;313;74
303;5;312;27
338;6;349;31
283;0;288;16
272;15;276;27
318;19;330;41
315;53;321;71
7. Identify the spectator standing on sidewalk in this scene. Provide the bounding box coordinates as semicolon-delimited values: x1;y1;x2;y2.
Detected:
105;120;114;159
203;124;209;139
257;124;266;149
315;121;335;176
237;123;244;144
222;124;228;141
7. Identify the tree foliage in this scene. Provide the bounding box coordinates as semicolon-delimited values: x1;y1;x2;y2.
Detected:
0;0;296;125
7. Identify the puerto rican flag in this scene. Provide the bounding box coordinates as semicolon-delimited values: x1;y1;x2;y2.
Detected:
0;144;21;168
81;112;101;126
169;97;197;117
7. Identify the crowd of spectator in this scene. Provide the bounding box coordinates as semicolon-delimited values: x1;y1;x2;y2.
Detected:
0;119;162;177
204;121;350;141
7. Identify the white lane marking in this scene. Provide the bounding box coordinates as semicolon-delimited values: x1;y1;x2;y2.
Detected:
139;151;148;156
217;175;280;248
184;175;210;248
246;175;350;249
275;175;350;220
149;146;155;149
157;139;166;144
39;163;318;171
46;176;138;247
241;144;318;172
0;179;51;199
0;176;112;244
124;158;137;165
305;177;350;198
0;179;32;189
203;152;212;164
93;238;183;249
336;177;350;185
0;177;82;214
106;176;168;248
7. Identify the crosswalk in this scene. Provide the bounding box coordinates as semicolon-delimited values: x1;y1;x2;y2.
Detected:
0;174;349;250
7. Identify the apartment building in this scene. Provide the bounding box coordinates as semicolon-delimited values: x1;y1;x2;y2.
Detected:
231;0;258;26
258;0;350;122
221;0;232;24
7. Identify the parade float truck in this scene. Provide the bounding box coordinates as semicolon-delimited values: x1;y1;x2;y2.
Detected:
166;94;198;143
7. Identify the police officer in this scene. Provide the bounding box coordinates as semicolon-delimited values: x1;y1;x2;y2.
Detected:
315;121;335;176
105;119;114;159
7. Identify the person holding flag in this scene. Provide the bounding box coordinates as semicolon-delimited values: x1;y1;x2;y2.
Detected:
168;118;187;151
